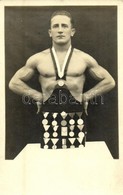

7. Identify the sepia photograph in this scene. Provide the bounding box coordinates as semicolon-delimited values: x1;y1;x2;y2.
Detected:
0;1;123;195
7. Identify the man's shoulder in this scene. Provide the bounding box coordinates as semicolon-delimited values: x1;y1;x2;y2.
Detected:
74;48;97;64
74;48;91;58
30;48;50;59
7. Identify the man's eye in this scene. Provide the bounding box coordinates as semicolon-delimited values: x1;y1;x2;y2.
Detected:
52;25;58;28
62;25;68;28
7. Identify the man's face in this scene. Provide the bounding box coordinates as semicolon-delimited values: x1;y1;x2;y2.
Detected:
49;15;75;45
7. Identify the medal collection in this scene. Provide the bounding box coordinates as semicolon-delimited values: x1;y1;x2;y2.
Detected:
40;111;87;149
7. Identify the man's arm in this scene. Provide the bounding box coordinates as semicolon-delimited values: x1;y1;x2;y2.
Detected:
83;55;115;103
9;56;43;102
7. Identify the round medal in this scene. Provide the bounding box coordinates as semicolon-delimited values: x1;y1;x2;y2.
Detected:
61;120;67;126
78;132;84;138
62;145;67;149
69;131;74;137
52;120;57;126
69;119;75;125
58;80;64;86
77;119;83;125
53;132;58;137
70;145;75;149
44;132;50;138
52;145;57;149
42;119;48;125
44;145;49;149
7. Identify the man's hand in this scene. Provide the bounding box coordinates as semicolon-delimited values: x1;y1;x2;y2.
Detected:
83;101;89;115
82;94;89;115
36;101;42;114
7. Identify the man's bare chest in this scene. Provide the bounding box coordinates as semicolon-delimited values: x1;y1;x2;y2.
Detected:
37;56;87;78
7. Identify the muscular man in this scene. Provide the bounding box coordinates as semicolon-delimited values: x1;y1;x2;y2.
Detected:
9;10;115;149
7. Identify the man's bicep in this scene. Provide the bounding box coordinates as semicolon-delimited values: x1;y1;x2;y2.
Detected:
88;65;112;81
12;66;35;82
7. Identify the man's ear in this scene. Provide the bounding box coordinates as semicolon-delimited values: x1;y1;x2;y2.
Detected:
71;28;76;37
48;29;52;37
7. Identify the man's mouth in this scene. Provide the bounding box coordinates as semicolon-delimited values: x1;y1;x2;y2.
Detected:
57;35;65;38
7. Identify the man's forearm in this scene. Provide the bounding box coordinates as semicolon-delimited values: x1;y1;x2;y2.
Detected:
83;78;115;102
9;79;43;102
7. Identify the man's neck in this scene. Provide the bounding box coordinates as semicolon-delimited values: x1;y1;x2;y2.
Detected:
52;42;71;52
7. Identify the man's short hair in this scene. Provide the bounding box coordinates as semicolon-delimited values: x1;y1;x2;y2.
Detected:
50;10;74;27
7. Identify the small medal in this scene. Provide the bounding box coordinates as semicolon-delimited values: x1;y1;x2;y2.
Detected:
53;113;58;119
69;131;74;137
51;138;59;148
61;120;67;126
44;132;50;138
61;127;68;136
76;112;82;118
53;132;58;137
44;138;50;144
52;120;57;126
61;111;67;119
69;125;75;131
77;119;83;125
78;132;84;138
69;119;75;125
70;145;75;148
53;125;58;131
42;119;48;125
68;113;75;118
52;145;57;149
44;125;50;131
77;124;84;131
77;137;83;144
43;112;49;118
57;80;65;87
69;138;75;145
44;145;49;149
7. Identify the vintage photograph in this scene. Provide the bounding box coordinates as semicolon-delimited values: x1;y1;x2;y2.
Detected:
0;1;123;195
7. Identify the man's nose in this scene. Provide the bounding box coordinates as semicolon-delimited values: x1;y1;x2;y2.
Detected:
58;26;63;33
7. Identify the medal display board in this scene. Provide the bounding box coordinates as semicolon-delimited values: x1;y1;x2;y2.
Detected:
40;111;86;149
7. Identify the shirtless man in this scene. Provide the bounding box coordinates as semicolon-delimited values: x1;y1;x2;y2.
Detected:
9;11;115;149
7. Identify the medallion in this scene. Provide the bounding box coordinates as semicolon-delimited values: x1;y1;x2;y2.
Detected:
44;132;50;138
62;145;67;149
69;131;74;137
51;138;59;145
52;120;57;126
69;125;75;131
44;125;50;131
61;127;68;136
76;112;82;118
69;119;75;125
57;80;65;87
77;119;84;125
78;132;84;139
53;125;58;131
42;119;48;125
52;145;57;149
43;112;49;118
61;111;67;119
53;132;58;137
68;138;75;145
44;145;49;149
52;113;58;119
44;138;50;144
61;120;67;126
77;124;84;131
70;145;75;149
